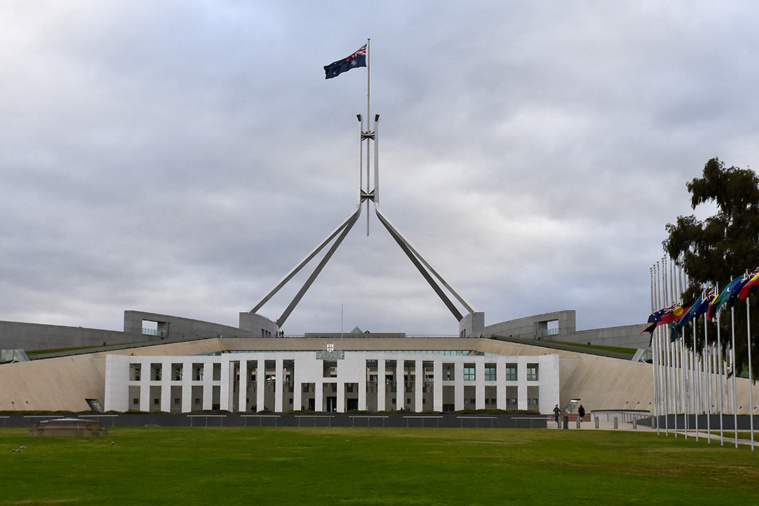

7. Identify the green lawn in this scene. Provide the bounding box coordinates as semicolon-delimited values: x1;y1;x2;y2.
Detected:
1;427;757;504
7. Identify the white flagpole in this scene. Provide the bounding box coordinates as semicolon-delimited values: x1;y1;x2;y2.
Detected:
747;296;755;451
662;258;669;436
731;305;738;448
704;334;712;444
718;334;725;446
693;320;699;442
651;266;660;435
365;38;371;236
682;332;688;439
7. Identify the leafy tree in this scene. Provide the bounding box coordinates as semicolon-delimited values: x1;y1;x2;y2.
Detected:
664;158;759;377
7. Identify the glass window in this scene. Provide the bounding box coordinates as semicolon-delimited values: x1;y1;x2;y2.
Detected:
484;364;496;381
505;364;517;382
527;364;539;381
463;365;475;381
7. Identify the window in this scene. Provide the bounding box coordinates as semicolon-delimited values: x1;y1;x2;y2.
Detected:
527;364;539;381
484;364;496;381
323;360;337;378
463;365;475;381
505;364;517;382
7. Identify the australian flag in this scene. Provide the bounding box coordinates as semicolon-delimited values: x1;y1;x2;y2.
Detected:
324;44;367;79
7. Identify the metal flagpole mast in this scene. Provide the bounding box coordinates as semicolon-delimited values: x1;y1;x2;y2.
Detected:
704;318;712;444
718;329;725;445
747;293;755;451
651;266;660;435
365;38;371;236
694;316;699;441
682;328;688;439
731;303;738;448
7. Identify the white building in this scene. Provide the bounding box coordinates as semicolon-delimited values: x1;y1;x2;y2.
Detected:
105;346;559;414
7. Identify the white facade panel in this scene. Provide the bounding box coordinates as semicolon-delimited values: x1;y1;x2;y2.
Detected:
104;350;559;415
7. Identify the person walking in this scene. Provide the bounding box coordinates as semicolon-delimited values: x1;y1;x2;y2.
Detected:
577;404;585;427
553;404;561;428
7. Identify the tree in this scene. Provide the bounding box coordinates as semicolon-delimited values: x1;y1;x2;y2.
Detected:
663;157;759;377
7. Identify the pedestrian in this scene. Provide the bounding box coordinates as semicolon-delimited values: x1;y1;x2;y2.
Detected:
553;404;561;428
577;404;585;426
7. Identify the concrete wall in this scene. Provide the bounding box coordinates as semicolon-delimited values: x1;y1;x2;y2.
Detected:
238;312;280;337
125;310;253;340
0;320;136;352
570;325;649;349
484;312;646;350
485;311;577;340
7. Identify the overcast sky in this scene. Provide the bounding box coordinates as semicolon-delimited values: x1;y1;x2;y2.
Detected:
2;1;758;336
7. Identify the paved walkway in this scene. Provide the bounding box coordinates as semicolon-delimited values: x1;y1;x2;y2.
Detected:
547;419;654;431
548;418;758;446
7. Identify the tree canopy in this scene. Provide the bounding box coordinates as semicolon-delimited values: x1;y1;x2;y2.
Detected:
663;158;759;376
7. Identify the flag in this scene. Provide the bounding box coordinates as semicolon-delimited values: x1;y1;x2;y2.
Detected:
678;292;704;329
708;276;745;320
641;298;695;337
677;288;716;328
739;268;759;300
324;44;367;79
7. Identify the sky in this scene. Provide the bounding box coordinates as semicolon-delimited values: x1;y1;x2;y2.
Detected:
2;1;759;336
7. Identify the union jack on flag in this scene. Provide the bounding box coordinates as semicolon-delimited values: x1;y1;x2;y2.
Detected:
324;44;367;79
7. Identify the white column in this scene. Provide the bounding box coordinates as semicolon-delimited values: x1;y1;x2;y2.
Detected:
315;379;323;412
256;359;265;412
337;379;345;413
182;359;192;413
415;359;423;413
475;360;485;410
517;358;528;411
358;358;367;411
433;360;443;412
160;361;171;413
396;359;405;411
202;360;213;411
139;360;150;412
220;359;231;411
454;361;464;411
274;359;284;412
497;358;507;410
377;359;386;411
238;359;248;413
293;358;302;412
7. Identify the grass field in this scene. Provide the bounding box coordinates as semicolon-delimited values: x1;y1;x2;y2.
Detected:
2;427;758;504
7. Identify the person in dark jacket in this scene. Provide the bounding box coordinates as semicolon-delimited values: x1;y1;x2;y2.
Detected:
553;404;561;428
577;404;586;426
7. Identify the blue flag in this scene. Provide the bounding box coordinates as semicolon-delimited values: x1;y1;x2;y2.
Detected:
324;44;367;79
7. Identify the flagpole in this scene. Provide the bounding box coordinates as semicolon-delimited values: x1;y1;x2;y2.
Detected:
693;320;699;441
717;335;725;446
747;295;755;450
704;320;711;443
365;38;371;236
652;264;660;435
731;305;738;448
682;328;688;439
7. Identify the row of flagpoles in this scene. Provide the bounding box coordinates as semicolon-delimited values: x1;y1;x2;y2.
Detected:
647;258;759;449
